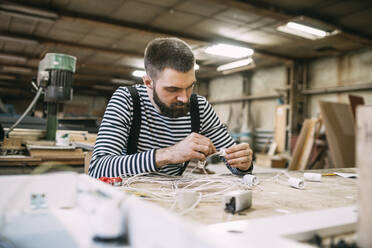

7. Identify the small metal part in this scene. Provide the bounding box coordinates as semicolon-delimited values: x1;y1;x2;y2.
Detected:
30;193;48;210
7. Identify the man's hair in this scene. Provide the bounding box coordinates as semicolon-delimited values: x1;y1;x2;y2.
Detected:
144;37;195;81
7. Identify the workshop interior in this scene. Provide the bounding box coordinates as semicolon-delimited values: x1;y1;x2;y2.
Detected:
0;0;371;247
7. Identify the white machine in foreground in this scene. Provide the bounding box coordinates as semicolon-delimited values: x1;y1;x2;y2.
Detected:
0;173;360;248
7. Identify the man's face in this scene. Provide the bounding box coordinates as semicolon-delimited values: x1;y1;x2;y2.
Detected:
152;68;196;118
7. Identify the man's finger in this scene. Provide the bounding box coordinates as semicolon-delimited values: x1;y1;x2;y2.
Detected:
225;149;251;160
193;144;210;156
226;143;250;154
227;155;251;165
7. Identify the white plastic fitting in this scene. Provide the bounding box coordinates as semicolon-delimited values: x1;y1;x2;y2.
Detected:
242;174;259;186
219;148;226;157
223;190;252;214
288;177;305;190
304;173;322;182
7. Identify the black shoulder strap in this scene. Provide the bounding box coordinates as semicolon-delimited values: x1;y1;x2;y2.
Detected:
190;93;200;133
179;93;200;175
127;86;141;155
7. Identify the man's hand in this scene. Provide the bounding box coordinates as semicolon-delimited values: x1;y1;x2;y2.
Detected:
225;143;253;171
155;133;216;168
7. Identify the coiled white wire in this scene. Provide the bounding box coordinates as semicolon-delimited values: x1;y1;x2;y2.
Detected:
120;172;253;215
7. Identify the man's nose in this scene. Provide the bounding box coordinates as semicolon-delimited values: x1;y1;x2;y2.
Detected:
176;90;189;103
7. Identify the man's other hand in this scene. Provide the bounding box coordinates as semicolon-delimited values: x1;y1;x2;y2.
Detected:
156;132;216;167
225;143;253;171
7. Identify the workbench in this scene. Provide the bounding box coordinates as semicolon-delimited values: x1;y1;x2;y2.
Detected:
0;166;359;248
120;163;358;225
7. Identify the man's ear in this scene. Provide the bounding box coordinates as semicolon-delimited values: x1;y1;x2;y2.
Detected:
143;75;153;89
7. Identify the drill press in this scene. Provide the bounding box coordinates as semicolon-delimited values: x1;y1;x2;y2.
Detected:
37;53;77;141
4;53;76;142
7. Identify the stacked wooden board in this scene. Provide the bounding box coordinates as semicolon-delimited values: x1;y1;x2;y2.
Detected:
0;129;97;168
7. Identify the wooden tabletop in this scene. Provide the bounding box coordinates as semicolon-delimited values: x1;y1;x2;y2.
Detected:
119;163;358;225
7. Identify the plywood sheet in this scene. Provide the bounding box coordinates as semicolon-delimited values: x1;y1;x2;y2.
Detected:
348;94;364;123
288;119;319;170
319;101;355;168
274;105;288;153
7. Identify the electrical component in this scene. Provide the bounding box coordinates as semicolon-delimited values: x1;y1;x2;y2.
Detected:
242;174;259;186
288;177;305;189
304;173;322;182
224;190;252;214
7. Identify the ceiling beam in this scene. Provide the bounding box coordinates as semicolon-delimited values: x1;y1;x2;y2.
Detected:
205;0;372;46
0;31;144;59
62;13;293;62
0;58;137;80
1;1;293;61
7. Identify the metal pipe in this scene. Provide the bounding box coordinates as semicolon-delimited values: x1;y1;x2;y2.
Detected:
46;102;58;141
5;86;43;137
209;94;280;105
302;83;372;95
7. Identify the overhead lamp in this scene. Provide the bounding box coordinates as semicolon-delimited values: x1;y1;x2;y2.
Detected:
132;70;146;78
0;3;58;23
217;58;254;72
194;63;200;70
205;44;254;59
111;78;133;85
0;53;27;63
2;66;32;74
0;34;38;45
277;21;332;40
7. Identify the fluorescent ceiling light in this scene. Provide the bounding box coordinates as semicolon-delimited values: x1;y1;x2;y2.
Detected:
0;34;38;45
2;66;32;73
277;22;329;40
205;44;254;58
0;53;27;63
217;58;253;71
111;78;133;85
194;63;199;70
132;70;146;78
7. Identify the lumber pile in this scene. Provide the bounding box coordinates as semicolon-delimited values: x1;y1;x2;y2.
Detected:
0;129;97;166
288;95;360;170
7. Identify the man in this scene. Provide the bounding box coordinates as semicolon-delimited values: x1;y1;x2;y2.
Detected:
89;38;253;178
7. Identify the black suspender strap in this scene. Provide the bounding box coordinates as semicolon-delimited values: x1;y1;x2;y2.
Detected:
127;86;141;155
180;93;200;175
190;93;200;133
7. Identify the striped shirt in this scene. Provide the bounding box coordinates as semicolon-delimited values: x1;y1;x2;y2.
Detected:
89;84;251;178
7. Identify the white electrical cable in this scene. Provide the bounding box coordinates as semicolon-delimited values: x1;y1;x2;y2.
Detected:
265;171;305;190
120;172;253;210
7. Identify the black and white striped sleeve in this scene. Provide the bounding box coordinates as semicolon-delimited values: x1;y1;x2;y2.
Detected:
88;87;157;178
200;97;252;176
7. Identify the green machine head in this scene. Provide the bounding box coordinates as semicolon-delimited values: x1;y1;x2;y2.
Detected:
37;53;77;103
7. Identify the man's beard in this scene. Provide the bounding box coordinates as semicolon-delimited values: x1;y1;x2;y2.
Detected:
153;88;190;118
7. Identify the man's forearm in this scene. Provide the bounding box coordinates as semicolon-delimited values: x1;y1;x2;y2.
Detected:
155;147;173;168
